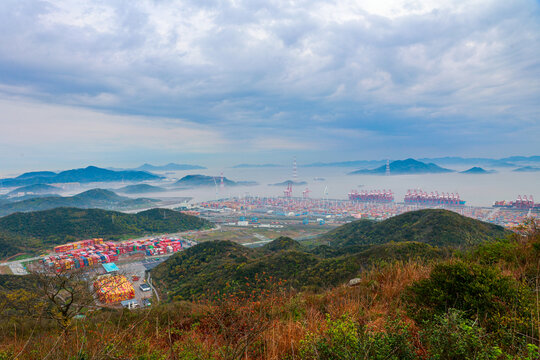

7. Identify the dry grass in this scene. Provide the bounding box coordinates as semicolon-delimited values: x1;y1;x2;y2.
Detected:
2;221;539;360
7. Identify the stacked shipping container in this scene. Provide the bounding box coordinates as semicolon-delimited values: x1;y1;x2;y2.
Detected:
94;275;135;303
41;237;194;272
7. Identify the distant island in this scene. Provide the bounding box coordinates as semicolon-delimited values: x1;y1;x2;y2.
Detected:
304;156;540;168
418;157;515;167
349;158;454;175
175;174;257;188
460;167;495;174
0;188;158;216
270;180;308;186
116;184;167;194
134;163;206;171
513;166;540;172
0;166;163;187
232;163;284;168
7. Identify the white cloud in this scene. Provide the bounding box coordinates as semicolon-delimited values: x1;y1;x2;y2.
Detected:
0;0;538;158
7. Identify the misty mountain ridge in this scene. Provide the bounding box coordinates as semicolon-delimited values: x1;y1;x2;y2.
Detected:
0;166;163;187
0;188;158;216
349;158;454;175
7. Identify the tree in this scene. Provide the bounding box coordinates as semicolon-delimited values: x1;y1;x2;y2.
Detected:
30;267;98;330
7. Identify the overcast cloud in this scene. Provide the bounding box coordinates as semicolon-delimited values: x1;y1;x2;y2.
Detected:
0;0;539;169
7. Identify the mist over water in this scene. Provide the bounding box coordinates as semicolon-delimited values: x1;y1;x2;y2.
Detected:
1;165;538;208
126;166;540;208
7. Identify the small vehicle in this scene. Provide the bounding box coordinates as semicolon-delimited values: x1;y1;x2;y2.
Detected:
139;283;151;292
132;275;140;281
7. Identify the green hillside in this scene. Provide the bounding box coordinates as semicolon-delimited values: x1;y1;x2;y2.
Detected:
321;209;509;248
0;207;213;259
152;238;444;301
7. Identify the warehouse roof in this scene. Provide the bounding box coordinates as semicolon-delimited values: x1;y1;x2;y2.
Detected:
102;262;119;273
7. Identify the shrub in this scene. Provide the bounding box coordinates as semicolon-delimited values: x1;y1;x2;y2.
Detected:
299;314;415;360
404;261;533;346
421;309;503;360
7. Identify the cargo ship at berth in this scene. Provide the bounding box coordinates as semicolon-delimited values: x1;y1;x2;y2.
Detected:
493;195;539;211
348;189;394;203
404;189;465;206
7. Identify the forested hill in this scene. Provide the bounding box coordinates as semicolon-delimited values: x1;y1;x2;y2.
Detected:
151;237;445;301
0;208;213;259
321;209;509;248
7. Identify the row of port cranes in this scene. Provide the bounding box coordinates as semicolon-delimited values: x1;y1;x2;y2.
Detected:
493;195;539;210
348;189;394;203
404;189;466;206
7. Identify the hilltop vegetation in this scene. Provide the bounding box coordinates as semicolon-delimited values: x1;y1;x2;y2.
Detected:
152;235;445;301
154;210;507;301
321;209;509;248
0;207;213;259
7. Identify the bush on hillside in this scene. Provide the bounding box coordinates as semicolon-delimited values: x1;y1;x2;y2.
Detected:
404;261;534;347
299;314;416;360
420;309;503;360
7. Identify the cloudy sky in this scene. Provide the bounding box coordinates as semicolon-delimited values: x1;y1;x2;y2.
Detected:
0;0;539;170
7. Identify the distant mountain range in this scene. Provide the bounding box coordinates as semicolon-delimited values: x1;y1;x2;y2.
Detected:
304;156;540;168
134;163;206;171
499;156;540;163
0;188;158;217
349;158;454;175
460;167;496;174
232;163;284;168
0;166;163;188
418;157;515;168
270;180;308;186
174;174;257;188
512;166;540;172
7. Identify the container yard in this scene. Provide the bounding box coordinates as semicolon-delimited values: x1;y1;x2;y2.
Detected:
41;237;195;273
194;191;538;229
